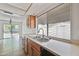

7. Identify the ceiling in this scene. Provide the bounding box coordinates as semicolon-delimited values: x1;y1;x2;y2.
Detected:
37;4;71;25
47;4;71;24
0;3;61;16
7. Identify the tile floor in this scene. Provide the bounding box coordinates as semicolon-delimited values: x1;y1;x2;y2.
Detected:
0;38;26;56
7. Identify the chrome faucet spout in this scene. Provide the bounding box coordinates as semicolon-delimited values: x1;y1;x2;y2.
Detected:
37;28;44;38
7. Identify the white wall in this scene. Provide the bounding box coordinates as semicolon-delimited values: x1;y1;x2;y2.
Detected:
0;21;3;39
71;4;79;40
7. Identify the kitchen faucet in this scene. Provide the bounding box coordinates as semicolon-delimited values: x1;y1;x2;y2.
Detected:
37;28;44;38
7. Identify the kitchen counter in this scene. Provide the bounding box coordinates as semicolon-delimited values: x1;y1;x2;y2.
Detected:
25;35;79;56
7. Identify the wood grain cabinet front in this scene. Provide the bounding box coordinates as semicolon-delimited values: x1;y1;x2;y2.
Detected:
31;40;41;56
25;38;56;56
31;46;41;56
27;15;36;28
27;38;32;56
24;38;28;54
27;39;41;56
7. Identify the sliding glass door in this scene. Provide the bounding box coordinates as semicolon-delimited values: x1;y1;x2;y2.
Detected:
3;24;11;39
3;23;21;40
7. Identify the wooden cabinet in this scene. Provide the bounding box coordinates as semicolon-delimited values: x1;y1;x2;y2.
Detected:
27;39;32;56
27;38;41;56
31;46;41;56
27;15;36;28
31;40;41;56
24;38;56;56
24;38;28;54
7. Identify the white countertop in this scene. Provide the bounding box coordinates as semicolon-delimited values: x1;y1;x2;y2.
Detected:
25;35;79;56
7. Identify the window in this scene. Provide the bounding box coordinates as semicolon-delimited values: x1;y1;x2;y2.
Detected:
48;21;70;40
3;24;20;39
38;24;47;36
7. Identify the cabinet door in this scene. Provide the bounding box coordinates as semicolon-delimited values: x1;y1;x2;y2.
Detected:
31;46;41;56
31;40;41;56
24;39;27;53
27;39;32;56
27;39;41;56
27;15;36;28
30;16;36;28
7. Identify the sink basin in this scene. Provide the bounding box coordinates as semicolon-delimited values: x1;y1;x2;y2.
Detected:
36;38;50;42
32;35;51;42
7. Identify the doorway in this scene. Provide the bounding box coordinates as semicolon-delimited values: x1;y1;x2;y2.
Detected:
3;23;20;40
0;22;23;55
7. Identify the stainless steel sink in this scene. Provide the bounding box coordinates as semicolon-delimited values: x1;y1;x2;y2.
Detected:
32;35;51;42
36;38;50;42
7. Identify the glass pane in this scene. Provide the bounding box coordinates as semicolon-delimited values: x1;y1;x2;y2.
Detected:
48;21;70;40
12;24;19;33
4;24;11;39
38;24;47;36
3;24;20;39
4;24;11;32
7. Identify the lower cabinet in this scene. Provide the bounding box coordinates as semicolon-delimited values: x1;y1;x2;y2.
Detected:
27;38;41;56
25;38;56;56
27;38;32;56
24;38;28;54
31;46;41;56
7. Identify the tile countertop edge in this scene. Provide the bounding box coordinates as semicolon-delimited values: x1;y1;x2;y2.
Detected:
25;35;79;56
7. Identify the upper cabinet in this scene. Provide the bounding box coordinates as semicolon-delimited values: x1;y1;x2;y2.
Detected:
27;15;36;28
